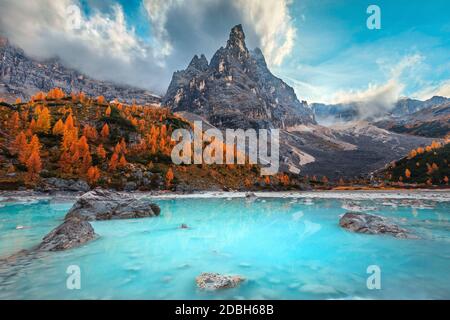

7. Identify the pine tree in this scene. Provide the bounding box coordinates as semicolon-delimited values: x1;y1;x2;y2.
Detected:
96;144;107;159
26;149;42;182
97;96;106;105
8;111;20;133
87;166;101;184
109;152;119;171
118;154;127;168
36;106;51;133
101;123;110;139
405;168;411;179
52;119;65;135
165;168;174;187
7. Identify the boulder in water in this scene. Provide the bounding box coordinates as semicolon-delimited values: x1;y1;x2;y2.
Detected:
65;189;161;221
196;272;245;290
37;217;96;251
339;212;416;239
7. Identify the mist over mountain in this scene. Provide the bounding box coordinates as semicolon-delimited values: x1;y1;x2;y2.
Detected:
0;37;160;105
311;96;450;125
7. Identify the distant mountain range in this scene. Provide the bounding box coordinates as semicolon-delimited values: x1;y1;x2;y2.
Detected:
374;101;450;138
311;96;450;138
311;96;450;124
0;37;160;105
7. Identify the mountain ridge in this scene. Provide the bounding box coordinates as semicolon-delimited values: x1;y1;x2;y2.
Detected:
0;37;160;105
163;25;315;129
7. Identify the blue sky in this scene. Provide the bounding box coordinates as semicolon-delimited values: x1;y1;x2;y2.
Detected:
1;0;449;103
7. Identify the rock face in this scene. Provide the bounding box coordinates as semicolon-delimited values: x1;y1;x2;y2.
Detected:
41;178;91;192
339;212;414;239
0;37;160;105
35;189;161;252
374;101;450;138
37;217;96;251
65;189;161;221
196;272;245;290
163;25;315;129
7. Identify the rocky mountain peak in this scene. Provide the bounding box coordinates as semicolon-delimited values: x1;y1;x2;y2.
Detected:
163;25;316;129
252;48;267;68
188;54;209;71
226;24;249;57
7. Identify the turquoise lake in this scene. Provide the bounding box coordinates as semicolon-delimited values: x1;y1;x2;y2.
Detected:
0;194;449;299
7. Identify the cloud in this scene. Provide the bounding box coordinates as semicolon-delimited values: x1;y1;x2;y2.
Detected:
413;80;450;100
327;54;424;118
0;0;167;92
0;0;297;94
143;0;296;66
232;0;296;66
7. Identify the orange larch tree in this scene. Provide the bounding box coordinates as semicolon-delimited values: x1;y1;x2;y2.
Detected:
96;144;107;159
52;119;65;135
26;148;42;183
101;123;110;140
109;152;119;171
35;106;51;133
165;168;174;188
87;166;101;184
8;111;20;134
405;168;411;179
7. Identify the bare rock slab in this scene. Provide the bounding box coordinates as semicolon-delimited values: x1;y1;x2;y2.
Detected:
37;217;96;251
65;189;161;221
196;273;245;290
339;212;416;239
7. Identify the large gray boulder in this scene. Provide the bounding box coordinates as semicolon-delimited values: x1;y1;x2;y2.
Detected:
65;189;161;221
196;273;245;290
37;217;96;251
339;212;416;239
35;189;161;252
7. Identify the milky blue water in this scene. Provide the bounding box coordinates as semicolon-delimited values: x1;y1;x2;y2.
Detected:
0;196;449;300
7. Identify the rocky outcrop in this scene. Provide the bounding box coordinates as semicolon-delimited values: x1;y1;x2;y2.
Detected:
34;189;161;252
163;25;315;129
0;37;160;105
196;272;245;290
65;189;161;221
40;178;91;192
339;212;415;239
37;217;96;252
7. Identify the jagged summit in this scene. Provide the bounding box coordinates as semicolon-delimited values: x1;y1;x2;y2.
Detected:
188;54;209;71
226;24;249;56
163;25;315;129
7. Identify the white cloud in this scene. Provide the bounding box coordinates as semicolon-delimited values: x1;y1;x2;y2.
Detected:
143;0;296;67
0;0;166;92
327;54;424;118
413;80;450;100
232;0;296;66
0;0;298;93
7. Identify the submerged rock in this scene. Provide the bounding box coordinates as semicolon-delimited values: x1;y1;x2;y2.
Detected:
65;189;161;221
37;217;96;251
196;272;245;290
339;212;416;239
